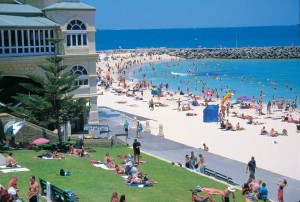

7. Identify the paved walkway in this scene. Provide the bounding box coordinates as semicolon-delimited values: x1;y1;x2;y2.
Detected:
98;109;300;202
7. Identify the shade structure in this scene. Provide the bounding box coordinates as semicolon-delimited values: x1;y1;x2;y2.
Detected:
32;138;49;145
203;105;219;122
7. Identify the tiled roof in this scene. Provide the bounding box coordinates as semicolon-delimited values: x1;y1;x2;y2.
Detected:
0;4;43;15
0;15;59;27
43;2;95;11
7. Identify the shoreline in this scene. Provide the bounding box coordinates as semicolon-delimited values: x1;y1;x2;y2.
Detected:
96;51;300;180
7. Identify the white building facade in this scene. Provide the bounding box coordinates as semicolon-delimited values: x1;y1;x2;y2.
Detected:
0;0;99;134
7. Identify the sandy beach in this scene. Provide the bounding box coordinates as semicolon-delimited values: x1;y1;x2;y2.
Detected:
96;51;300;181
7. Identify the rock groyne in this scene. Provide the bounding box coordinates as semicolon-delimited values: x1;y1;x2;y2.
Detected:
170;46;300;59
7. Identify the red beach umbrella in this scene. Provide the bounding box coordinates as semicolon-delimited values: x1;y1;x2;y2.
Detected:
204;90;214;95
32;138;50;145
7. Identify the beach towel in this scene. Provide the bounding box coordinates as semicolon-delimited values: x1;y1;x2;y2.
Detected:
0;167;30;173
128;183;154;187
0;165;21;169
92;163;115;170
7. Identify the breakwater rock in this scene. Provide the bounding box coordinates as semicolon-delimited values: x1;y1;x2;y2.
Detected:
170;46;300;59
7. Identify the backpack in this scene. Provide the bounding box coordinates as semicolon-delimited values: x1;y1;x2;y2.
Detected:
60;169;65;176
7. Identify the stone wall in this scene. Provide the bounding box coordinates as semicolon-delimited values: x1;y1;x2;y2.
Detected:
170;46;300;59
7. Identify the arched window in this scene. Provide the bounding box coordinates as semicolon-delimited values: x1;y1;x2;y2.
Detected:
70;65;89;85
66;19;87;47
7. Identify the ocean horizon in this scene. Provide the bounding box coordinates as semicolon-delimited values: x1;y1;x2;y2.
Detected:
96;25;300;50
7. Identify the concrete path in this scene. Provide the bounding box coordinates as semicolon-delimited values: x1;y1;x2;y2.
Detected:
98;107;300;202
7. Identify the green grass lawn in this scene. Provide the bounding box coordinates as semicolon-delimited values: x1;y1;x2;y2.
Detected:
0;147;244;202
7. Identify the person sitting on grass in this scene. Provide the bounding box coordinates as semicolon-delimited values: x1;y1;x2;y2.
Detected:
192;190;216;202
256;182;268;202
242;178;253;195
104;152;116;169
249;179;262;193
5;153;18;167
115;164;126;175
110;192;119;202
52;149;65;159
68;144;75;155
124;173;142;185
137;170;158;184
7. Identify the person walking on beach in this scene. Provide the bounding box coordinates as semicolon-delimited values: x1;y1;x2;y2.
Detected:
246;156;257;179
133;139;141;164
178;98;181;110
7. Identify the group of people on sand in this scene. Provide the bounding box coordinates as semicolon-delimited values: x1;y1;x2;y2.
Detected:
220;119;245;131
260;127;288;137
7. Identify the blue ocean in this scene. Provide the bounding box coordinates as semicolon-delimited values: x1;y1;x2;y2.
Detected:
96;25;300;50
131;59;300;104
96;26;300;104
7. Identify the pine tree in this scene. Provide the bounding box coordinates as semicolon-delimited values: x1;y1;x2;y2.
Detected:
12;39;89;143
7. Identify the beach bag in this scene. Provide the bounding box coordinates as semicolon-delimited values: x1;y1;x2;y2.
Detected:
60;169;65;176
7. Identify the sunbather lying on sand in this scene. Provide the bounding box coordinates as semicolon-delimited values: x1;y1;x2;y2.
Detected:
269;128;279;137
116;101;127;104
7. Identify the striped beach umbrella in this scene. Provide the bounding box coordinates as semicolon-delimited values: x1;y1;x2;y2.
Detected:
4;120;26;135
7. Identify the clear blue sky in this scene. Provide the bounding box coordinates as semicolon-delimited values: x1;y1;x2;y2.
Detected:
81;0;299;30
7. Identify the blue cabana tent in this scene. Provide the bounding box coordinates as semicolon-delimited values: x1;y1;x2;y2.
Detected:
203;105;219;122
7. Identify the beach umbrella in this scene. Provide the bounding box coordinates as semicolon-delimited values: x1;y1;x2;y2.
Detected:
204;90;214;95
239;96;251;102
32;138;50;145
4;121;26;135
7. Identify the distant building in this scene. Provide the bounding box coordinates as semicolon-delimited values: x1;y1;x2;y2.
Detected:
0;0;99;135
